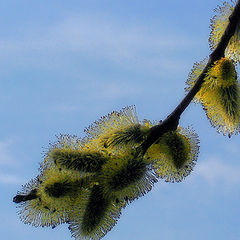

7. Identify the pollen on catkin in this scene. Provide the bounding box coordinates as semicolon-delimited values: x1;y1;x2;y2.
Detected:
103;124;150;148
49;148;108;172
209;1;240;62
98;153;157;202
14;106;199;240
68;184;123;240
146;127;199;183
84;106;150;151
186;57;240;135
16;168;88;228
41;134;82;171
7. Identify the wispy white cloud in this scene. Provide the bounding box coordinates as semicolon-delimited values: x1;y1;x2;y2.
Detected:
0;172;23;185
101;82;141;99
0;139;17;166
51;104;80;113
52;15;197;60
222;141;240;155
0;14;202;74
0;139;25;185
49;80;142;114
79;80;143;99
195;157;240;185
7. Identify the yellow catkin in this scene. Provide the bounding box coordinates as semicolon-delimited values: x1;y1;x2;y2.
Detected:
99;154;157;202
18;168;88;228
84;106;150;152
68;184;124;240
146;127;199;183
186;57;240;135
209;1;240;62
15;106;200;240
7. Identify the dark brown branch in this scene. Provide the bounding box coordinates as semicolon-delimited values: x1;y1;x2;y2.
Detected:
141;0;240;154
13;189;38;203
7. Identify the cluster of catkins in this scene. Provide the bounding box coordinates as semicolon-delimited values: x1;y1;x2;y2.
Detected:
14;106;200;240
186;0;240;136
13;1;240;240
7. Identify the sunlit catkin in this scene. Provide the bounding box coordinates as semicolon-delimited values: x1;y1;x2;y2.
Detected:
14;106;200;240
69;185;123;240
186;57;240;135
99;153;157;202
146;127;199;182
15;168;88;228
209;1;240;63
84;106;150;151
49;148;108;172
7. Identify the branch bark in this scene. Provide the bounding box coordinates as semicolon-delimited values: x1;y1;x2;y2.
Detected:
140;0;240;154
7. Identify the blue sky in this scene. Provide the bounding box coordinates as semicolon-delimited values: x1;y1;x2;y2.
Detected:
1;0;240;239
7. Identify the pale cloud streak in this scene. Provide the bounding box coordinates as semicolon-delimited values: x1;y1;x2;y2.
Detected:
51;104;80;113
0;139;25;185
49;81;142;114
195;157;240;185
78;80;143;99
0;14;202;74
52;15;197;59
0;139;16;167
0;172;23;185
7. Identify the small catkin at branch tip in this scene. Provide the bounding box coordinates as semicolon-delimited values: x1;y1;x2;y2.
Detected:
186;57;240;136
13;189;38;203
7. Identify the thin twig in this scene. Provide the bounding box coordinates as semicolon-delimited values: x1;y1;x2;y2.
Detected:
141;0;240;154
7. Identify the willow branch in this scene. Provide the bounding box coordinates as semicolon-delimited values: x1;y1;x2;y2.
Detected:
140;0;240;154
